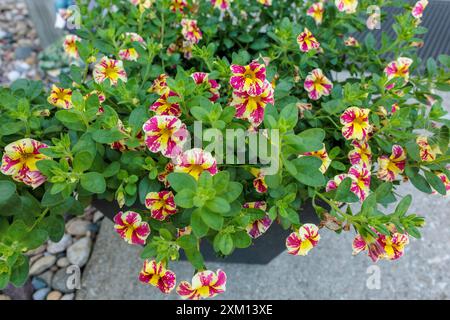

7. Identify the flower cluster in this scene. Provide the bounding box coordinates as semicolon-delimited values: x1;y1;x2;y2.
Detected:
230;61;274;127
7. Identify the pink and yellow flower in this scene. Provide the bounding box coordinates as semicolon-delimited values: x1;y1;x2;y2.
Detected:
412;0;428;19
250;168;268;193
150;91;181;117
257;0;272;6
377;145;407;182
307;2;324;25
170;0;187;13
381;233;409;260
191;72;221;102
230;61;266;96
113;211;151;245
119;48;139;61
63;35;80;59
352;232;386;262
1;139;49;189
297;102;313;118
243;202;272;239
391;103;400;114
348;165;371;201
143;115;188;158
366;12;380;30
93;56;127;86
348;140;372;168
353;228;409;262
130;0;153;11
145;191;177;221
335;0;358;14
139;260;176;294
181;19;202;44
326;174;349;192
177;269;227;300
124;32;144;44
286;224;320;256
384;57;413;89
433;173;450;196
304;68;333;100
47;85;73;109
158;162;175;187
149;74;169;95
110;120;146;152
417;136;439;162
176;226;192;238
297;28;320;53
211;0;231;11
344;36;359;47
231;80;274;127
174;148;218;180
340;107;371;141
300;144;331;174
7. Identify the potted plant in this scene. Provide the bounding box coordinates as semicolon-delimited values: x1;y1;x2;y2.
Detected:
0;0;449;299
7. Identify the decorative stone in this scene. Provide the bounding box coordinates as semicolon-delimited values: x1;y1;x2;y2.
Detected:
7;70;20;82
93;211;104;223
32;288;50;301
60;293;75;300
47;234;72;254
51;268;74;294
26;244;46;256
29;255;56;276
31;277;47;290
66;219;91;236
57;257;70;268
36;270;54;286
14;46;33;59
67;237;92;268
46;291;62;300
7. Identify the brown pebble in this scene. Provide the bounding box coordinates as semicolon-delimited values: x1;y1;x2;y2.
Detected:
46;291;62;300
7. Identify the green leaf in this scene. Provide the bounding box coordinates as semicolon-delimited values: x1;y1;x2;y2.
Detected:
232;231;252;248
205;197;230;214
424;171;446;195
174;189;196;208
73;151;94;173
191;209;209;237
80;172;106;194
184;248;205;270
395;195;412;217
9;255;29;287
200;208;224;231
103;162;121;178
167;173;197;192
285;128;325;153
215;233;234;255
223;182;243;202
291;156;325;187
0;181;16;204
92;129;126;144
140;243;157;259
335;178;359;203
405;167;432;194
41;214;65;242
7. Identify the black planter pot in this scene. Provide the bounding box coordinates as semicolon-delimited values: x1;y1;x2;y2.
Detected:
92;199;320;265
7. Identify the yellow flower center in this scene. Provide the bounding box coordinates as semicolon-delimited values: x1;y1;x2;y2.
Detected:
197;286;210;297
105;66;119;80
244;69;256;80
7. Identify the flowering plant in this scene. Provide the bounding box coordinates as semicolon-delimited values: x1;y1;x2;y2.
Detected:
0;0;449;299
